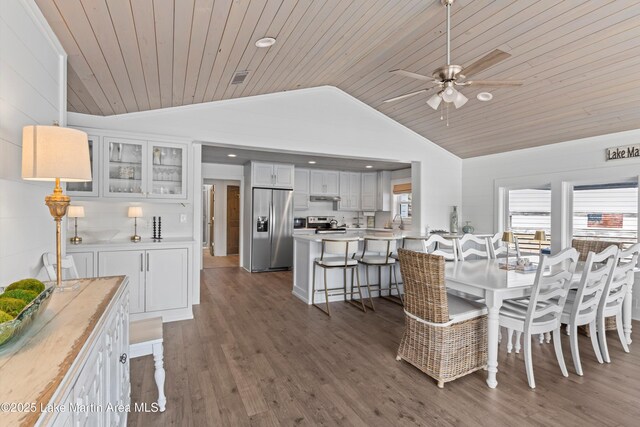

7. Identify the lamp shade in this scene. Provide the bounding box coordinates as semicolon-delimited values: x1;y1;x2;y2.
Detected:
534;230;546;242
426;92;442;110
67;206;85;218
22;125;91;182
502;231;514;243
128;207;143;218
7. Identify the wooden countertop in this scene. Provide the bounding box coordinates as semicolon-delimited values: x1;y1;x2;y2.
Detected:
0;276;127;427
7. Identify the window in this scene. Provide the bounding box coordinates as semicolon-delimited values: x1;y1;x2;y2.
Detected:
507;186;551;252
572;181;638;248
392;182;411;221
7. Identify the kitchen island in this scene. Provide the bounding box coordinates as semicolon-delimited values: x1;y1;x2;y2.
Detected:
292;231;426;304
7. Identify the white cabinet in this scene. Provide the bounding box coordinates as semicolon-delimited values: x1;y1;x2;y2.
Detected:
67;135;99;197
98;248;188;315
310;170;339;196
38;277;130;427
339;172;361;211
361;172;377;211
70;251;95;278
103;137;188;199
145;248;188;312
251;162;294;188
294;168;310;210
376;171;392;212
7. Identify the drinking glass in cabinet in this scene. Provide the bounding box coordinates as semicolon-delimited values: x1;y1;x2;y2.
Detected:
108;141;143;194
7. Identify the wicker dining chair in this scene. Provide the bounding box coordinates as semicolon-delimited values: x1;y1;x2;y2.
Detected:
395;249;487;388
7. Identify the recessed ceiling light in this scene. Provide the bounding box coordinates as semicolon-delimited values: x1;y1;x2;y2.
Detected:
477;92;493;102
255;37;276;48
227;154;237;158
308;160;316;164
365;165;373;169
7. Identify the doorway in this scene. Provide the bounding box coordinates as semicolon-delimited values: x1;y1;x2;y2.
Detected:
226;185;240;255
202;179;241;267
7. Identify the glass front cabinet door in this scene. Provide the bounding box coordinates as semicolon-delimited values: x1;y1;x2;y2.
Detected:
148;142;187;199
67;135;99;197
103;138;146;198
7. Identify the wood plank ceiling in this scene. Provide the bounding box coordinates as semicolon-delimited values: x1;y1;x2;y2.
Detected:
36;0;640;158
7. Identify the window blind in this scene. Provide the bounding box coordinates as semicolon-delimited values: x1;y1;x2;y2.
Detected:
393;183;411;194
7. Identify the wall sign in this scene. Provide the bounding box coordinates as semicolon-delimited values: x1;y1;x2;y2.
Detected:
606;144;640;161
587;213;623;229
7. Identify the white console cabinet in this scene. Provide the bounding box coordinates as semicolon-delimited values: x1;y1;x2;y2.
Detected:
0;277;130;427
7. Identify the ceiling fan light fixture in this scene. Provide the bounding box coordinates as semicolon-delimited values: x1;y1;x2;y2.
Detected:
453;91;468;108
442;86;457;103
426;93;442;110
477;92;493;102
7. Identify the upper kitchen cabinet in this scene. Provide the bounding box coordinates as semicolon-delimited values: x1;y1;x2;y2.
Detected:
251;162;294;189
376;171;392;212
338;172;361;211
361;172;377;211
149;142;187;198
294;168;310;210
103;138;188;200
310;170;339;196
67;135;99;197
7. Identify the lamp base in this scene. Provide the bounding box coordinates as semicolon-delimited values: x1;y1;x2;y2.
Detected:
131;235;141;242
70;236;82;244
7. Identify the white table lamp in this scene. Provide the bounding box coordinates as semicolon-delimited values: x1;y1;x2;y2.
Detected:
22;125;91;287
128;206;143;242
67;205;85;244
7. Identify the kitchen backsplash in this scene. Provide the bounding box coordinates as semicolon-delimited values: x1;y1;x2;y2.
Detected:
66;200;193;243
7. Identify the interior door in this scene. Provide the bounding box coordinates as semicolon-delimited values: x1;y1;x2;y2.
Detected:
226;185;240;255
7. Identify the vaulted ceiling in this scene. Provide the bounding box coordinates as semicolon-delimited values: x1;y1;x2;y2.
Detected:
36;0;640;158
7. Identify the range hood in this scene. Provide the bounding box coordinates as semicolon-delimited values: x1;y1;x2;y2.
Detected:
310;195;341;202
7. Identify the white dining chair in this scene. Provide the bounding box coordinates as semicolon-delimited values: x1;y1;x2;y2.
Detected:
597;243;640;363
424;234;457;261
488;232;522;259
499;247;579;388
561;245;618;376
456;234;491;261
42;253;80;280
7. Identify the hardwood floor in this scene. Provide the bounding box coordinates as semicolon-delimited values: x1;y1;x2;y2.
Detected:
202;251;239;269
129;265;640;426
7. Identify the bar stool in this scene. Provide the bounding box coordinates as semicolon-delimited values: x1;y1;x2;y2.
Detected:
358;236;402;310
312;238;365;317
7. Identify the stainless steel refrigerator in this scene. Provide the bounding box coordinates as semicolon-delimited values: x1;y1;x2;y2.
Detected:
251;188;294;272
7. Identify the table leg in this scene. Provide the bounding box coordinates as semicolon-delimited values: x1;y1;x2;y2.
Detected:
485;293;502;389
623;284;633;345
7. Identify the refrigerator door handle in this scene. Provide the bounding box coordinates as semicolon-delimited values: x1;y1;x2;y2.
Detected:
269;196;274;265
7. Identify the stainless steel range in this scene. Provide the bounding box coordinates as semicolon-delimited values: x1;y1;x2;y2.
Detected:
307;216;346;234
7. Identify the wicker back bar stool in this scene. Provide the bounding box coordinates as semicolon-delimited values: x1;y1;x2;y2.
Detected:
395;250;487;388
312;238;365;317
358;236;403;310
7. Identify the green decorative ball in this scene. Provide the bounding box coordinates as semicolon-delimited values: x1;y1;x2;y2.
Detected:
1;289;38;304
5;279;45;294
0;297;27;317
0;310;13;323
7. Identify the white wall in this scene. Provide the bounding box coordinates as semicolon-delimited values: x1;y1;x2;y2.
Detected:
68;86;463;233
462;128;640;319
0;0;66;283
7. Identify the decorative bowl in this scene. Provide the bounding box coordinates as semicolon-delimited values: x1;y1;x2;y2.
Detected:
0;283;55;348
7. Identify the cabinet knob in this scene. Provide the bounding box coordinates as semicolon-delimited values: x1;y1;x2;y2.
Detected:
119;353;128;364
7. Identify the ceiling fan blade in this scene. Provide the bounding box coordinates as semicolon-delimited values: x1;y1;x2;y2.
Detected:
383;89;429;103
390;69;436;82
460;49;511;78
466;80;523;87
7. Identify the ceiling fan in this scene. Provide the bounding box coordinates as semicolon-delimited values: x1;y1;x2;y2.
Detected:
384;0;522;113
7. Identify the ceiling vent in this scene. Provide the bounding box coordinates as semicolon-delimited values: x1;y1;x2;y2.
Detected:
231;70;249;85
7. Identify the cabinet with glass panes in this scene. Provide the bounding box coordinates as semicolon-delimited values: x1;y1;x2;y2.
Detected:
102;138;187;200
67;135;99;197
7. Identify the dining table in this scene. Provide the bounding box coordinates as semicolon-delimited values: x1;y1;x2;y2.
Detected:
444;258;636;389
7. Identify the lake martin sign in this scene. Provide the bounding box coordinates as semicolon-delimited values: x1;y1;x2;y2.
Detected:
606;144;640;161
